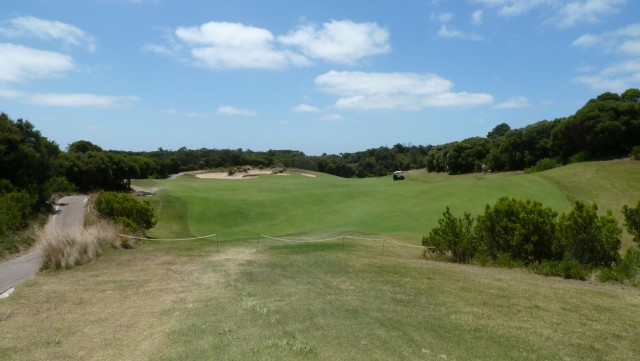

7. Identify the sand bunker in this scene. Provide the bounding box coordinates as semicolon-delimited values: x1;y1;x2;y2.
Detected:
193;169;317;180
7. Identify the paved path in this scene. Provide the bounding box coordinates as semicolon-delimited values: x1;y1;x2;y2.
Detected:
0;195;87;296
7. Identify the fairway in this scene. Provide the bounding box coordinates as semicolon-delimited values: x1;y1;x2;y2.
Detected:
136;169;571;243
2;160;640;360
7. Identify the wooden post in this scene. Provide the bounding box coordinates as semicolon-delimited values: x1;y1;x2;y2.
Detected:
342;236;345;252
216;234;219;253
382;239;385;256
256;235;260;251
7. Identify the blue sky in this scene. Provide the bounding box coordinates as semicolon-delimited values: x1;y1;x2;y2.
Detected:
1;0;639;155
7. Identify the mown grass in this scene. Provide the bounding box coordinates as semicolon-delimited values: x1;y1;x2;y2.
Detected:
1;160;639;360
136;170;570;242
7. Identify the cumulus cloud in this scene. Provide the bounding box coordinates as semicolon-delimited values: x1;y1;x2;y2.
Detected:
148;19;390;69
217;106;256;116
0;43;74;83
0;16;96;51
315;71;492;110
293;104;321;113
278;20;389;64
174;22;309;69
494;96;531;109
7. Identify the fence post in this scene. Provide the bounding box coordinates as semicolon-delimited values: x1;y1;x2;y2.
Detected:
256;235;260;251
342;236;345;252
216;234;219;253
382;239;385;256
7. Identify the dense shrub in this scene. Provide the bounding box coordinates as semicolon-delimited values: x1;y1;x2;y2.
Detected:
44;176;78;199
524;158;557;174
622;201;640;244
422;207;477;262
631;146;640;160
533;260;590;280
555;201;621;267
94;192;156;230
0;190;37;236
475;197;558;263
596;249;640;283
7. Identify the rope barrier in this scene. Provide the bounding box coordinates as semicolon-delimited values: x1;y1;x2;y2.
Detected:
259;234;343;243
118;233;218;241
259;234;429;249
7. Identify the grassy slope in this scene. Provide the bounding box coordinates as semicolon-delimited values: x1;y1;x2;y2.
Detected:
2;160;640;360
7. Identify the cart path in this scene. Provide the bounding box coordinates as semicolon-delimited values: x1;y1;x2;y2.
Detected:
0;195;88;296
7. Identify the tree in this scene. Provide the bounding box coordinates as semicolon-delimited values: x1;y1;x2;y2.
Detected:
555;201;621;267
622;201;640;244
475;197;558;263
422;207;477;263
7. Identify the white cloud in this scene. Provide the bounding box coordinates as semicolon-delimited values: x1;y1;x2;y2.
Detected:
572;22;640;91
438;25;483;41
0;43;74;83
572;34;601;48
217;106;256;116
23;93;138;107
278;20;389;65
150;19;389;69
0;88;138;107
321;113;345;122
471;10;484;25
175;22;309;69
471;0;552;16
473;0;626;28
574;59;640;91
556;0;626;28
0;16;96;51
293;104;321;113
315;70;492;110
494;96;531;109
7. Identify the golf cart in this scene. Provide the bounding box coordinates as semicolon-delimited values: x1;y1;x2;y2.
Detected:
393;171;405;181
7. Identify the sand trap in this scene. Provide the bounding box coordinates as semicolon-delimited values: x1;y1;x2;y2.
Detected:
196;169;273;180
193;169;318;180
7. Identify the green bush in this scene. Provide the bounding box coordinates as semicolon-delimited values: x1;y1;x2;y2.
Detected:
524;158;557;174
631;146;640;160
622;201;640;244
555;201;621;267
0;190;37;236
596;249;640;283
422;207;477;263
569;151;590;164
475;197;558;263
533;260;590;280
94;192;156;230
44;176;78;198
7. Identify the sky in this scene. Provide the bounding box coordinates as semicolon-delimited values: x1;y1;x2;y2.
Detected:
1;0;639;155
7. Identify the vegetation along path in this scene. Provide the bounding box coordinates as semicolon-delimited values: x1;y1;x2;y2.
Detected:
0;195;87;296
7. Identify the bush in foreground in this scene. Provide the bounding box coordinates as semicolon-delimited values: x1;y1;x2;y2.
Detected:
94;191;156;230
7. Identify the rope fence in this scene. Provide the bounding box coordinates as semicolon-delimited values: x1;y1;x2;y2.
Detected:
119;233;219;251
119;231;432;257
256;233;432;256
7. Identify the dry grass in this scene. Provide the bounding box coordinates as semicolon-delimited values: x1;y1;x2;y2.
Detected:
39;220;135;270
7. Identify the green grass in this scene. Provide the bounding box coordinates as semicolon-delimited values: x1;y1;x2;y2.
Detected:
136;169;571;243
2;160;640;360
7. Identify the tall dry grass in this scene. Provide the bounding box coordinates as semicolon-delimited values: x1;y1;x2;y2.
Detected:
39;220;136;270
